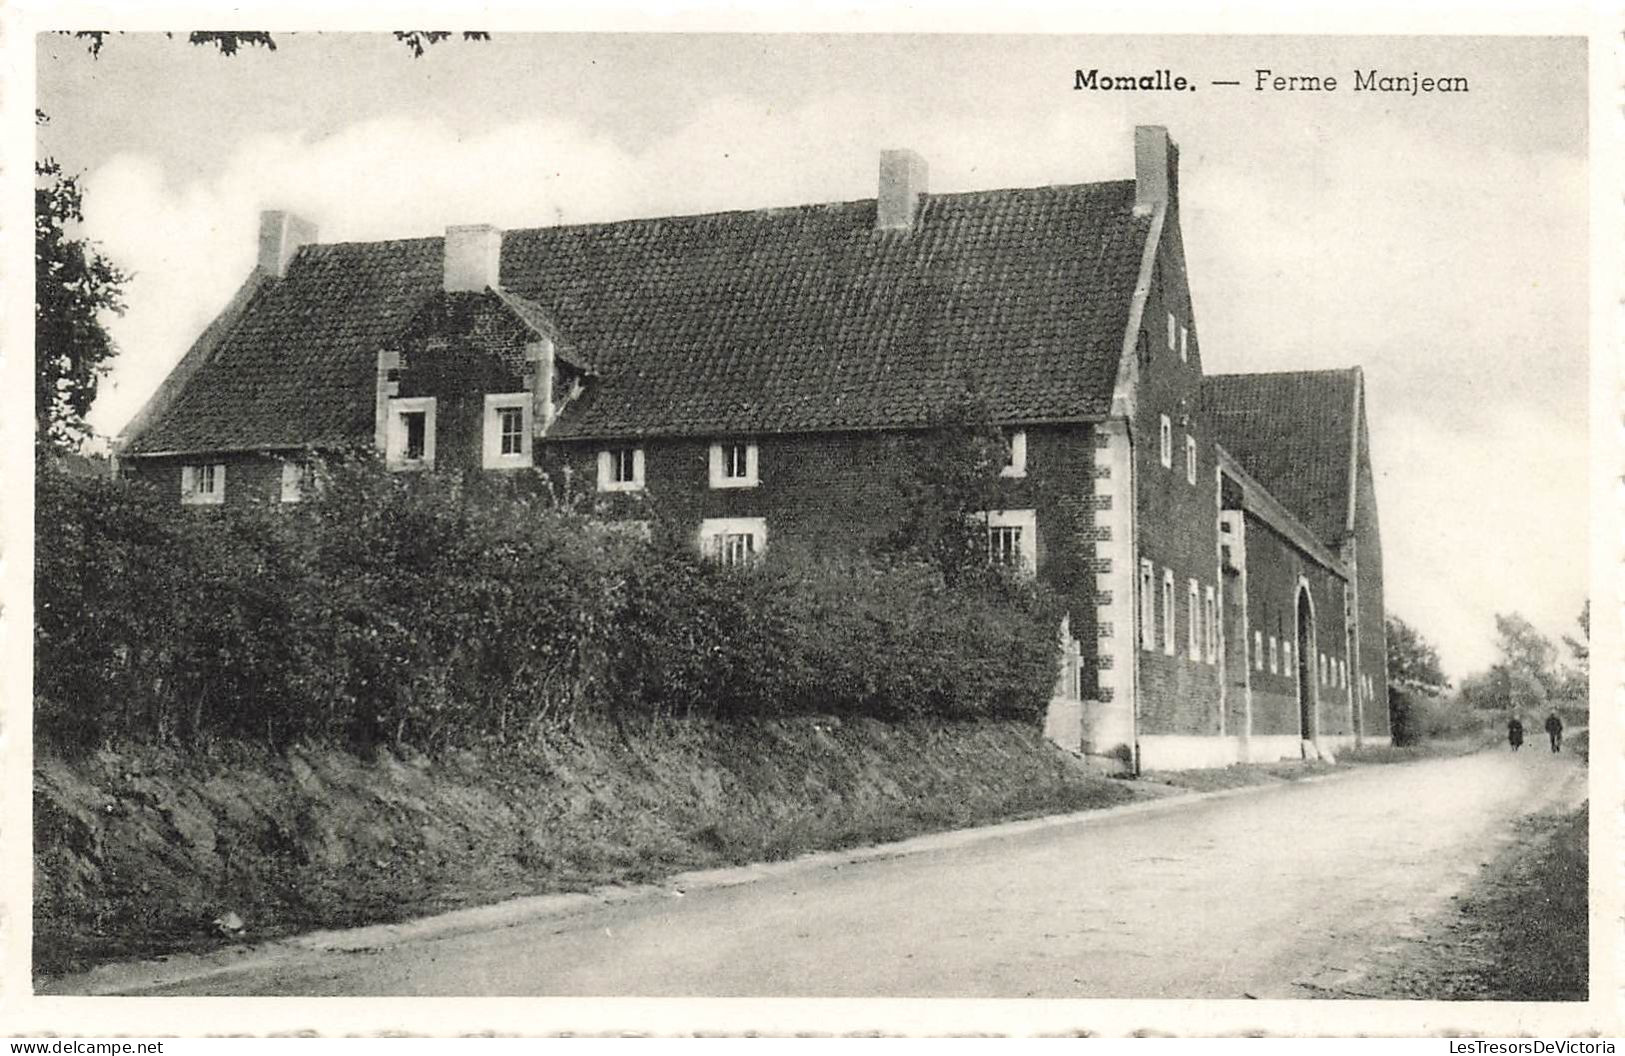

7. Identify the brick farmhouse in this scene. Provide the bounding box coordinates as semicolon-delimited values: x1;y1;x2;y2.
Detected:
116;125;1390;771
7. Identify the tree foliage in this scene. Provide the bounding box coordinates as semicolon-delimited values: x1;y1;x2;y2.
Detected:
886;390;1013;586
63;30;488;59
1385;613;1448;692
35;456;1061;755
35;141;128;452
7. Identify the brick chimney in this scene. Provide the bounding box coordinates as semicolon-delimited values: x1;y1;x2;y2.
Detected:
443;224;503;293
877;149;928;231
1133;126;1180;217
257;210;318;278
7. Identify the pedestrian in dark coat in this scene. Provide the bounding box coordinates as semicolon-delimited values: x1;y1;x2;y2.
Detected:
1545;711;1564;753
1507;717;1524;751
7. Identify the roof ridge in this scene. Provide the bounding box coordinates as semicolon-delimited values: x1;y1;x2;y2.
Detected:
1205;367;1359;380
291;179;1139;252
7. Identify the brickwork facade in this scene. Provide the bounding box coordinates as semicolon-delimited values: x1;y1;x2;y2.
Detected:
1130;214;1226;737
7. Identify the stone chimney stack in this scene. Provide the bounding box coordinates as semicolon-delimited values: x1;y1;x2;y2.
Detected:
876;149;929;231
257;210;318;279
443;224;504;293
1133;125;1179;217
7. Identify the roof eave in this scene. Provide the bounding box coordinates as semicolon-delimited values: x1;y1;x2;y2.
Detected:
1216;443;1350;578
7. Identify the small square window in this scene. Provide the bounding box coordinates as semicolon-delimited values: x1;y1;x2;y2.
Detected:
280;460;316;503
720;532;756;566
982;509;1037;574
598;447;646;491
700;516;767;564
182;463;225;505
482;395;531;470
387;397;436;470
1000;430;1027;479
708;441;759;488
989;525;1024;567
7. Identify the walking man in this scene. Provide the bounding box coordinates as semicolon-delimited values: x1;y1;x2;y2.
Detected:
1507;716;1524;751
1544;710;1564;753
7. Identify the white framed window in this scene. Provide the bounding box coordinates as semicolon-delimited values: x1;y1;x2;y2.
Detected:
181;463;225;505
708;440;760;488
1204;585;1217;664
1159;415;1173;469
386;396;436;470
1179;325;1189;363
1340;659;1348;689
1268;635;1279;674
1185;434;1197;485
1253;630;1263;670
1167;312;1176;351
1161;569;1176;656
482;394;533;470
1139;560;1156;652
1000;430;1028;479
1283;640;1293;676
597;446;646;492
983;509;1038;574
279;460;316;503
1186;579;1200;660
699;516;767;566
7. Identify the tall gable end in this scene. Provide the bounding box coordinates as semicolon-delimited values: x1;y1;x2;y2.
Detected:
1198;370;1360;546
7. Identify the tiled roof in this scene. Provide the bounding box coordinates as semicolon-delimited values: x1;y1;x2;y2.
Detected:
128;180;1152;452
1199;369;1359;545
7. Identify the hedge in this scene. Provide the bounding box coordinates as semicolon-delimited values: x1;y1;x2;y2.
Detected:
35;454;1061;754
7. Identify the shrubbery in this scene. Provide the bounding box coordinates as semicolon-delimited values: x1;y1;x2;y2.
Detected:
35;453;1061;754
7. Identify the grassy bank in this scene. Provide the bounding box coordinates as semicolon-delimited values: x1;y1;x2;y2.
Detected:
34;716;1144;978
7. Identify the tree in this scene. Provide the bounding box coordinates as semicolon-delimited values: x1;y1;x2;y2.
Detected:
1385;613;1448;692
35;146;128;452
885;391;1011;586
63;30;488;58
1559;600;1590;704
1492;611;1559;697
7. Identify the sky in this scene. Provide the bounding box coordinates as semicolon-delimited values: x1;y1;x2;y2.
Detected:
32;31;1591;680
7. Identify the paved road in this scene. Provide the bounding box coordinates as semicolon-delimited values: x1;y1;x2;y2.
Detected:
125;748;1585;998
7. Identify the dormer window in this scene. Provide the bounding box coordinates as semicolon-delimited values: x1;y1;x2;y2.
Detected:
386;397;436;470
483;394;533;470
598;446;645;492
708;440;759;488
999;430;1027;478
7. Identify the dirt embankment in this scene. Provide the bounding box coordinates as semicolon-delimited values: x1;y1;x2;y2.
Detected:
35;716;1143;978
